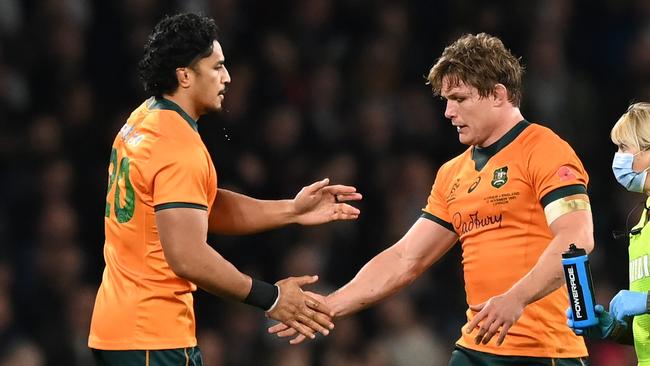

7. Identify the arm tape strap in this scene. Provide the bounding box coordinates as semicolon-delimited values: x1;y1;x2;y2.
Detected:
544;198;591;225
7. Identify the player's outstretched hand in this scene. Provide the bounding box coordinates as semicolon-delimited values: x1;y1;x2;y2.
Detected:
465;292;525;346
293;178;362;225
268;291;328;345
266;276;334;341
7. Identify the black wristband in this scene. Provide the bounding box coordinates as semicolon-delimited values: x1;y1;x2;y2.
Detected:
244;278;279;311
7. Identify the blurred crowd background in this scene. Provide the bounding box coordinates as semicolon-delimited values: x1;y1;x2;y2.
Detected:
0;0;648;365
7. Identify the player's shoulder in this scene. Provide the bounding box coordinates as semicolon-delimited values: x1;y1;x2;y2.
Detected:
141;108;183;134
519;122;584;172
520;122;566;144
139;100;199;145
518;122;576;154
118;100;197;158
437;147;472;176
147;97;198;130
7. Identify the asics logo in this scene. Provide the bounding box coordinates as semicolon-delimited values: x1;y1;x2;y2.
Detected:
467;177;481;193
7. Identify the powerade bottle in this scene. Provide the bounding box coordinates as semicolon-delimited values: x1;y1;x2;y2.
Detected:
562;243;598;328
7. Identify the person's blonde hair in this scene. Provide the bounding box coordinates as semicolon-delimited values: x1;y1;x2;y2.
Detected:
610;102;650;151
427;33;523;107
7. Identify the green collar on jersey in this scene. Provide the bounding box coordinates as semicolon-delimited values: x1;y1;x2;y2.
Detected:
148;97;199;132
471;120;530;171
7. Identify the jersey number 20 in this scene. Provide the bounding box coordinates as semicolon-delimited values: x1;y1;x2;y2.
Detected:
105;147;135;223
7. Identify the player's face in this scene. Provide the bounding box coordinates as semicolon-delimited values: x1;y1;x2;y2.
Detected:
191;40;231;113
441;77;499;147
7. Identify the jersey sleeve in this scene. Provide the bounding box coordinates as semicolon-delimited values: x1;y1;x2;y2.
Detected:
421;163;455;232
146;137;211;211
526;129;589;207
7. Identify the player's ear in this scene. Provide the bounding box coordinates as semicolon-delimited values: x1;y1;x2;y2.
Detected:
492;83;509;107
175;67;192;89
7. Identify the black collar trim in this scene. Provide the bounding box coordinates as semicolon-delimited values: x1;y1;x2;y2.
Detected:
147;97;198;132
471;120;530;171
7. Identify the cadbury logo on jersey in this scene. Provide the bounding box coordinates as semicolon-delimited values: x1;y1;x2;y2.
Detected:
491;166;508;188
452;210;503;235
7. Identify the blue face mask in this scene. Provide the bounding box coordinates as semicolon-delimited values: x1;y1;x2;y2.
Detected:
612;152;648;193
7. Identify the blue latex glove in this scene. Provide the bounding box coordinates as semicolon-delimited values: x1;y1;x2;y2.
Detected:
566;304;618;339
610;290;648;322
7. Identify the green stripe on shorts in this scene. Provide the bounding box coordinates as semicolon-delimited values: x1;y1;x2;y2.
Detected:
448;345;588;366
92;347;203;366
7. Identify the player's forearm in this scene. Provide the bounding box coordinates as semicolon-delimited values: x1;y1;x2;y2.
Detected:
328;219;457;317
507;228;594;306
157;207;256;301
208;189;295;234
327;246;420;317
174;242;253;301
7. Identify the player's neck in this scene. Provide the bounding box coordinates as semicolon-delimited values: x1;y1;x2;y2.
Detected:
499;107;525;133
480;108;525;148
161;93;200;121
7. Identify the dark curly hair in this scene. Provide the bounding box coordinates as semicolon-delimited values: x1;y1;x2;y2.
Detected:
138;13;219;97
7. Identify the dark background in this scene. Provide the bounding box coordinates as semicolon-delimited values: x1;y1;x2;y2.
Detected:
0;0;648;365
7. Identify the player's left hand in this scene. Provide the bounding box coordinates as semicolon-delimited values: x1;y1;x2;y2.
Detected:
609;290;648;322
268;291;327;345
465;292;525;346
266;278;334;340
292;178;362;225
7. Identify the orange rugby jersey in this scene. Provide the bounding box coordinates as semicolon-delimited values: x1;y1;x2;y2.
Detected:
89;97;217;350
423;121;588;358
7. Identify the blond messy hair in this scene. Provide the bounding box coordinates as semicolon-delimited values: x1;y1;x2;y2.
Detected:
427;33;523;107
610;102;650;151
